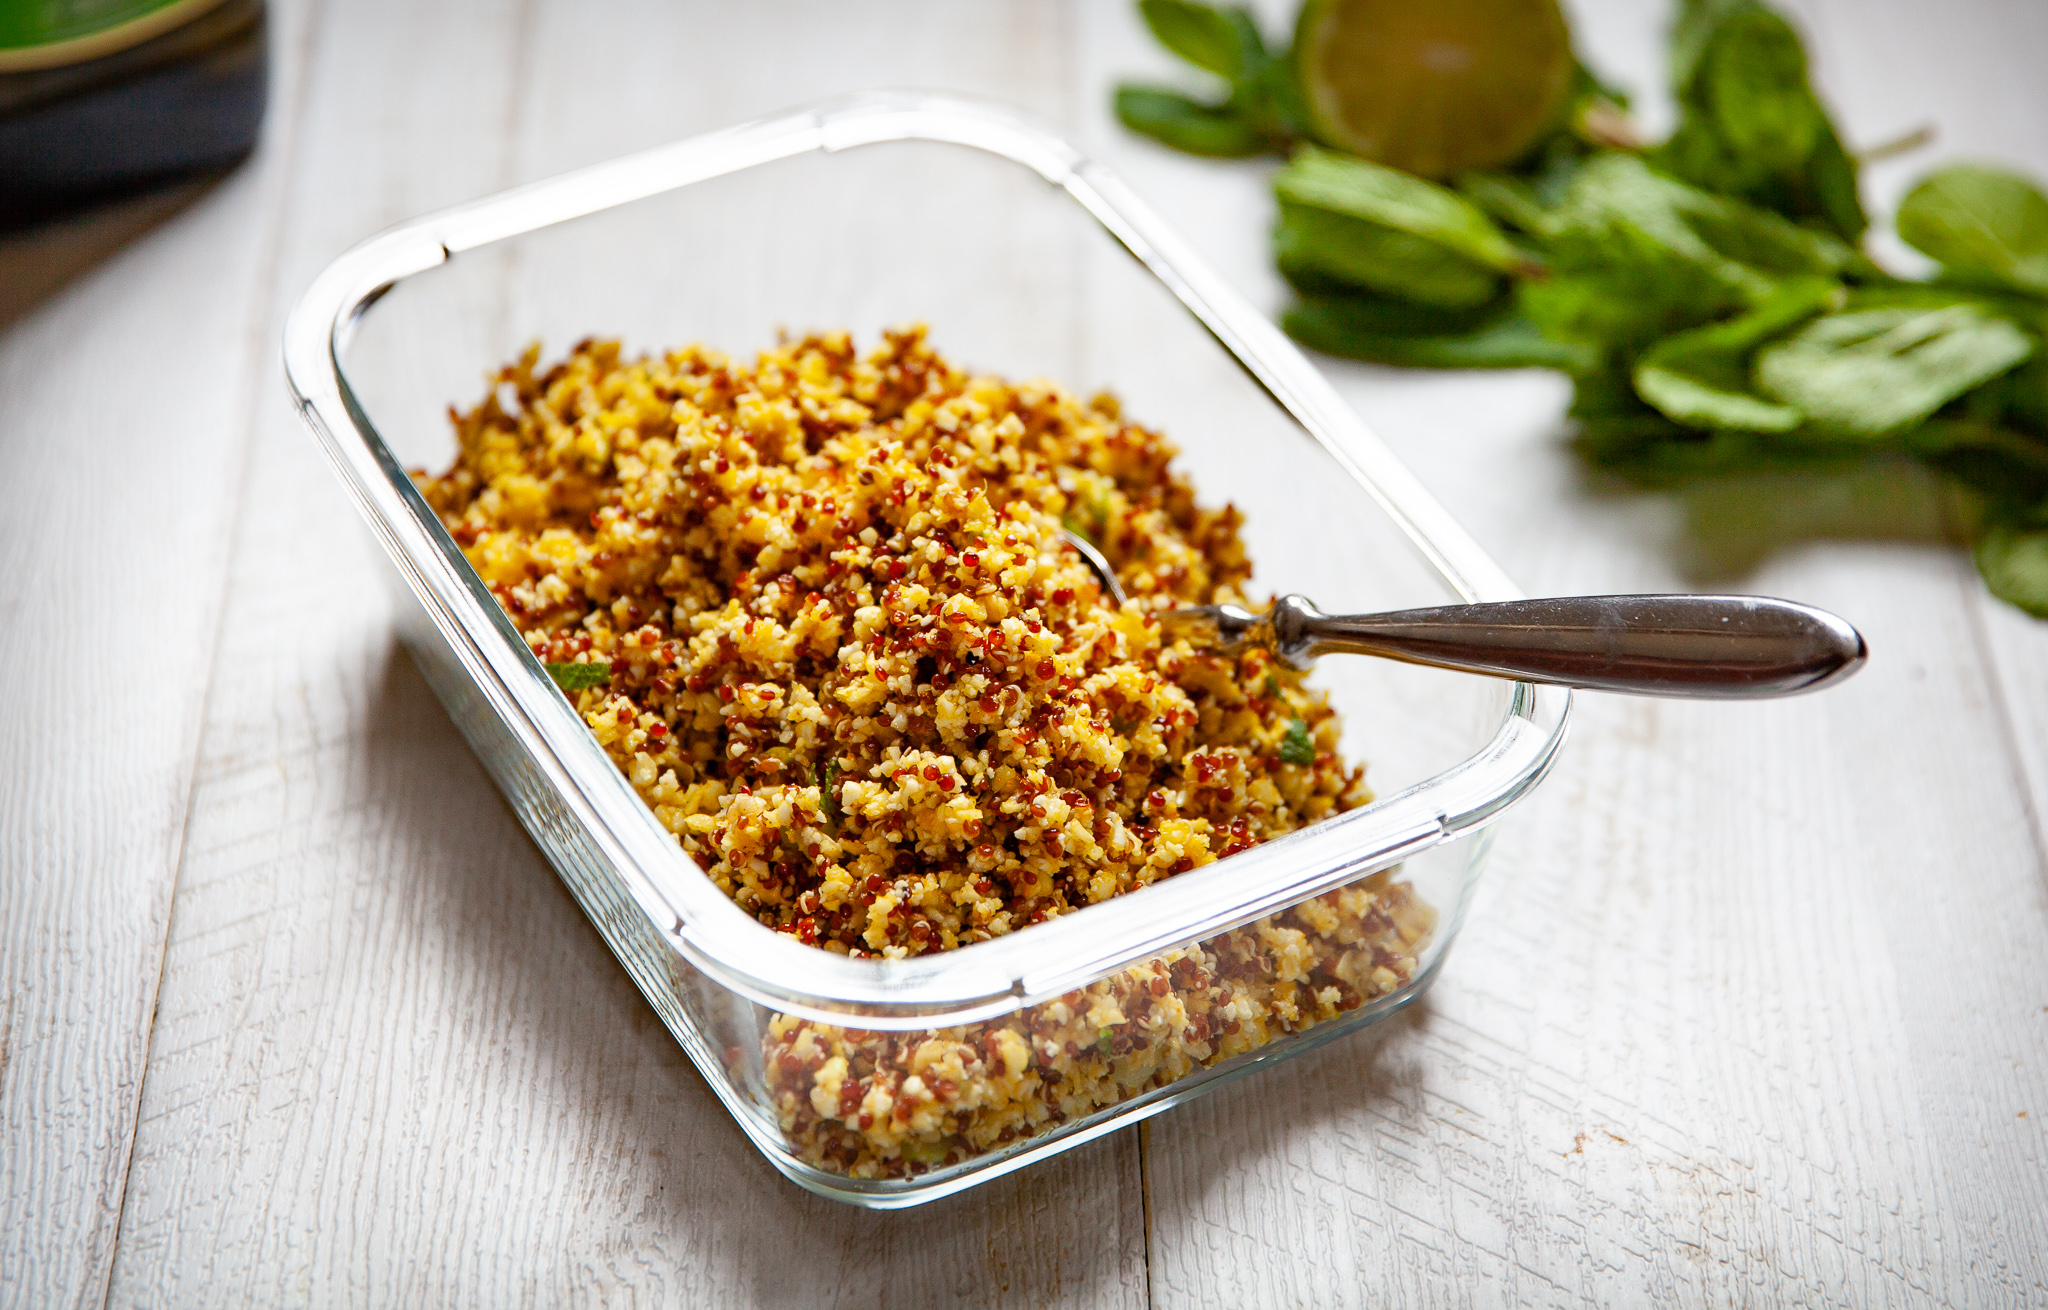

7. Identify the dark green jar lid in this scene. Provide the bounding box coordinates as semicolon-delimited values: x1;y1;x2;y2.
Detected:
0;0;227;71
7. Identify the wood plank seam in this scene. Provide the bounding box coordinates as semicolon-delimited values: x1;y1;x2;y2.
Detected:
1138;1121;1157;1309
495;0;538;190
1960;576;2048;889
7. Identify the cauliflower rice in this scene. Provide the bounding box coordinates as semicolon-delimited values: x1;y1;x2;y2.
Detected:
420;327;1434;1176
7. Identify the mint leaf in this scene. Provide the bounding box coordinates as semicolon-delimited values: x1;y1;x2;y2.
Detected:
1668;0;1745;97
1520;155;1860;356
1636;359;1803;434
1115;85;1268;158
1897;164;2048;297
1118;2;1300;155
1286;295;1596;371
1975;519;2048;618
1756;304;2036;439
546;661;611;692
1274;288;1497;335
1521;268;1726;360
1243;39;1309;140
1273;149;1530;308
1278;718;1315;766
818;758;842;832
1277;147;1525;274
1456;172;1561;240
1276;206;1505;308
1688;5;1822;175
1840;281;2048;339
1572;367;1860;487
1672;183;1864;281
1804;122;1868;247
1632;276;1838;431
1657;0;1866;241
1137;0;1259;81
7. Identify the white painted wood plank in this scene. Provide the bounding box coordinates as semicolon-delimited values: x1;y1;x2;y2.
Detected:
1827;0;2048;881
1791;3;2048;1244
72;0;2048;1301
110;522;1149;1307
0;9;311;1307
108;3;1150;1305
1976;593;2048;870
1082;0;2048;1303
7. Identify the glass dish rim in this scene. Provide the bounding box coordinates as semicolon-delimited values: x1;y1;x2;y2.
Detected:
281;89;1571;1031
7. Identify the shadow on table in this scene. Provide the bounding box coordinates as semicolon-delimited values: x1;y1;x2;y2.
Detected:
366;643;1153;1308
0;179;216;336
1119;998;1431;1195
1577;456;1967;589
368;637;1438;1306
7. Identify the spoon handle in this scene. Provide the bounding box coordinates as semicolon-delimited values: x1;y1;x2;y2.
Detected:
1263;593;1868;698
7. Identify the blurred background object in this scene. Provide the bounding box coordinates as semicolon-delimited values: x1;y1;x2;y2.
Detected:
0;0;266;227
1295;0;1576;177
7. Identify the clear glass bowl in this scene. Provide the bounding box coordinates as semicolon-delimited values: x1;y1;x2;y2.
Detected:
283;91;1570;1207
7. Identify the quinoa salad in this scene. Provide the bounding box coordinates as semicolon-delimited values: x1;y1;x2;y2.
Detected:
419;327;1435;1176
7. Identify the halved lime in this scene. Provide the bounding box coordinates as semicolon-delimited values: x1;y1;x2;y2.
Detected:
1294;0;1575;179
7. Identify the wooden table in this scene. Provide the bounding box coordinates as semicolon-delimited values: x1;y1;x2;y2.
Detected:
5;1;2045;1304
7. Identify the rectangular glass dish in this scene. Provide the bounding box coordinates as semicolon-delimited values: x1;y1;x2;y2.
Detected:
283;91;1569;1207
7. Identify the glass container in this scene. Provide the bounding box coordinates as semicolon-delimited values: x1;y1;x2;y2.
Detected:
283;91;1569;1207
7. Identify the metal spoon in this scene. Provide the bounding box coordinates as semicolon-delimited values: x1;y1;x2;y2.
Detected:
1060;530;1866;699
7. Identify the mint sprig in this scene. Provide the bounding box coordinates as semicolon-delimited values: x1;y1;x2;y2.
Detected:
1279;718;1315;766
545;661;612;692
1114;1;1304;159
1116;0;2048;618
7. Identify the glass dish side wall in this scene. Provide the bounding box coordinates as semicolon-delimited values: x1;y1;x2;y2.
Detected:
731;839;1490;1205
389;535;1491;1207
288;94;1568;1204
390;551;1492;1207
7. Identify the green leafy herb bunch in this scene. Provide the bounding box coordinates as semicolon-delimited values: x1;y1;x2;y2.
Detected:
1116;0;2048;616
